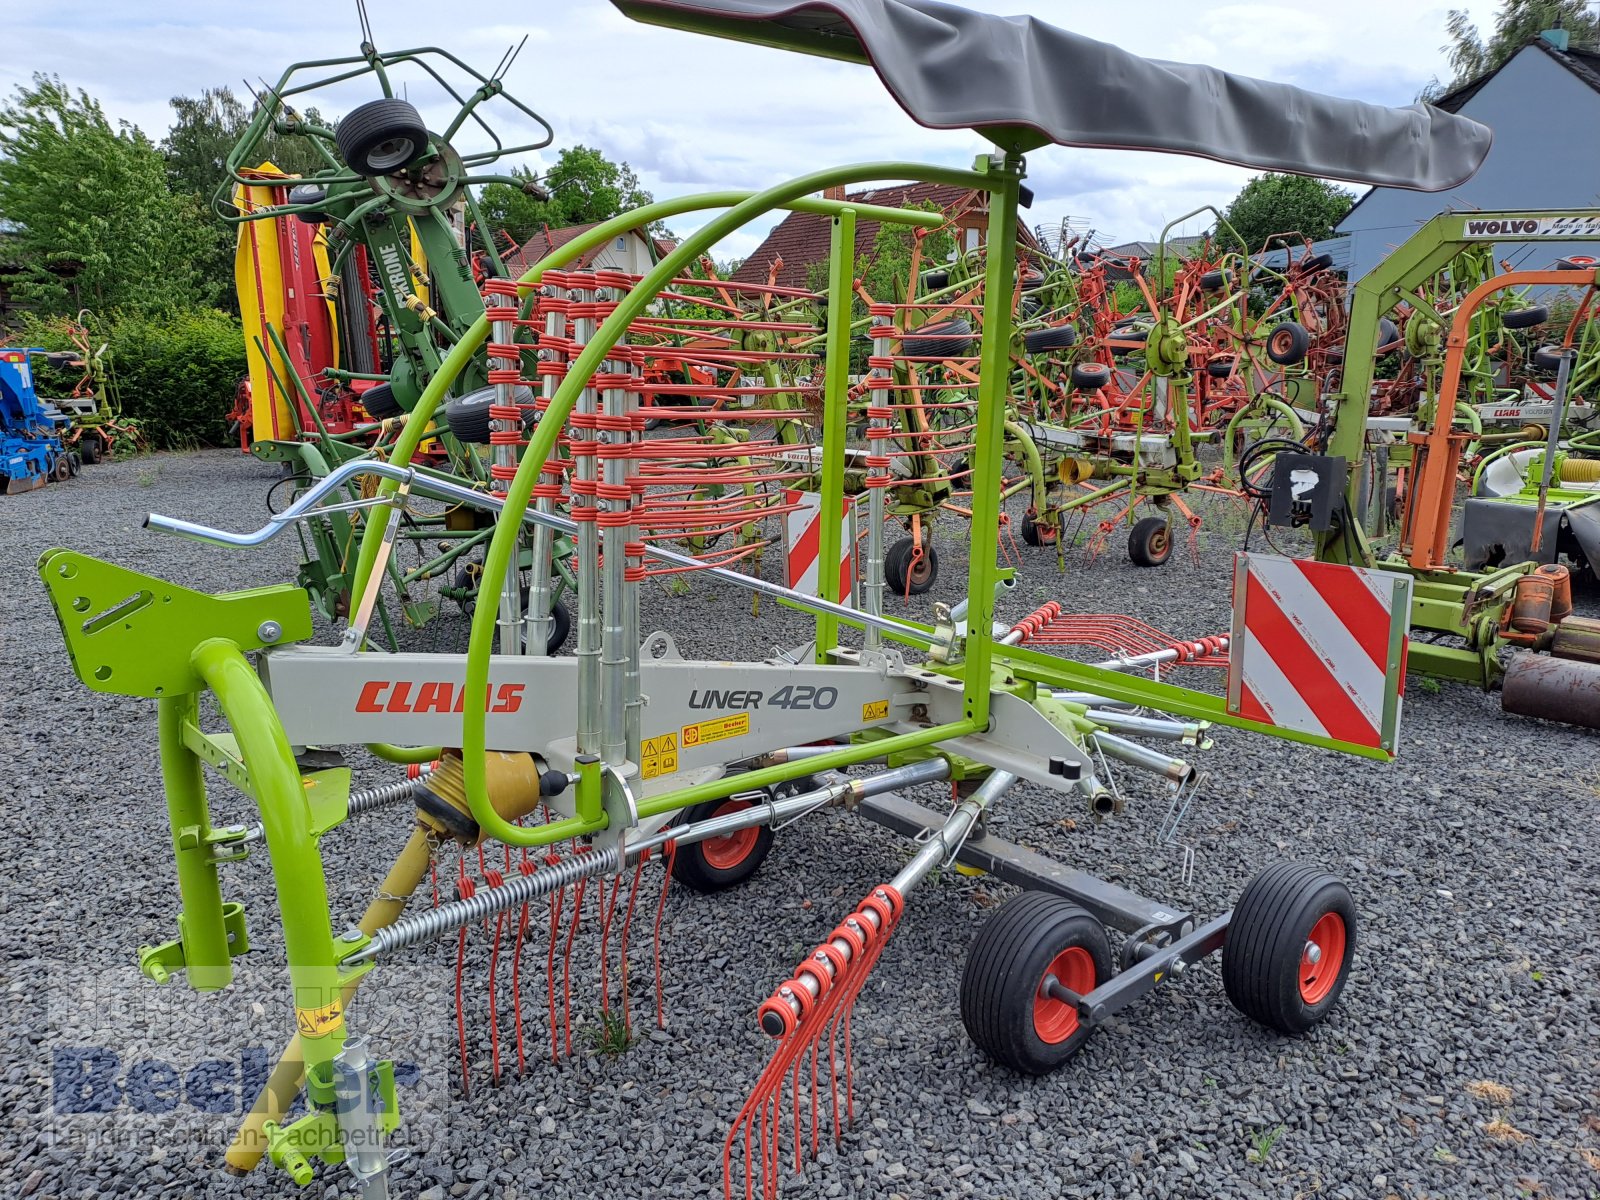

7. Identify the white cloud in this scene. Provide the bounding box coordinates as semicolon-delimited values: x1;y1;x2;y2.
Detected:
0;0;1506;248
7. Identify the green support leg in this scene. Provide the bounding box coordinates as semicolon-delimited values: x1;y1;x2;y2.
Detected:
157;692;234;992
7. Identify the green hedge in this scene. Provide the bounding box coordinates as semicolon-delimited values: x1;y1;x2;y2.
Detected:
14;308;245;449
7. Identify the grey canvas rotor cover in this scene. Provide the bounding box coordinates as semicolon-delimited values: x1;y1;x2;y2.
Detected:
614;0;1490;190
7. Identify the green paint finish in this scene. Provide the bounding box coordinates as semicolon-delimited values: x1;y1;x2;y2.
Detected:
815;207;856;661
39;549;312;699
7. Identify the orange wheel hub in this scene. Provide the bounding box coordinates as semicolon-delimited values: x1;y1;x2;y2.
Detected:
700;799;759;870
1299;911;1347;1005
1033;945;1094;1043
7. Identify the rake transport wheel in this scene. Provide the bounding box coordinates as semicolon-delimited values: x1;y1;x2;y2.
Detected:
885;536;939;595
336;97;429;176
670;797;776;893
961;893;1113;1075
1020;511;1056;546
1127;516;1172;567
1222;862;1356;1035
362;382;404;419
1265;320;1311;366
79;432;102;465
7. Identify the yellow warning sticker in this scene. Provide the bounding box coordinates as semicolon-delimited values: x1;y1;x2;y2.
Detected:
681;713;750;748
641;732;679;780
295;999;344;1038
862;699;890;722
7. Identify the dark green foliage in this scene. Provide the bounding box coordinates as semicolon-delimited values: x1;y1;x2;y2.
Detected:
18;309;245;448
1424;1;1600;98
161;86;336;310
478;146;657;246
1216;174;1355;254
0;75;208;316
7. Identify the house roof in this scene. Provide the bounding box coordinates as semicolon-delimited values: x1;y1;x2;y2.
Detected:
1098;235;1208;261
503;222;655;277
728;181;1030;290
1339;36;1600;232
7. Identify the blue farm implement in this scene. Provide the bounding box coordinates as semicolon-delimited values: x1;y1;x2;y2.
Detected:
0;348;76;494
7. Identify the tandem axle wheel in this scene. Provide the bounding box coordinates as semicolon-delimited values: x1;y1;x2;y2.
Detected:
959;861;1355;1075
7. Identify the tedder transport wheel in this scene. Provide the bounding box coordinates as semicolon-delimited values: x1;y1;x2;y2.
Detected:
79;433;102;465
1020;512;1056;546
1222;862;1355;1035
336;97;429;176
885;537;938;595
671;797;776;893
1127;516;1172;567
362;382;404;419
960;893;1113;1075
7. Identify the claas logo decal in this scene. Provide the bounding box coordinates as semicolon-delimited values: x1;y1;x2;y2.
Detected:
355;681;525;714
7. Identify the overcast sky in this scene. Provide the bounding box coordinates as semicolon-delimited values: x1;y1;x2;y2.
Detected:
3;0;1505;260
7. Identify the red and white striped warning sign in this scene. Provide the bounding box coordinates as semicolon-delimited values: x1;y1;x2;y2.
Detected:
783;489;855;604
1227;553;1412;753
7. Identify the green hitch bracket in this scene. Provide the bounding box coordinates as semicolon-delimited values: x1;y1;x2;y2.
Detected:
38;548;313;698
137;901;251;985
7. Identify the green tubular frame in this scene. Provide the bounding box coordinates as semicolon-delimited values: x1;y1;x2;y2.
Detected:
346;164;989;847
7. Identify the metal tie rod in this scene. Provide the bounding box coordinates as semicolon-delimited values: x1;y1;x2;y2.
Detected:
145;458;936;648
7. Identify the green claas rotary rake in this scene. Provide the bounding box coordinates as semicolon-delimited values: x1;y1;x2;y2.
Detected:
38;3;1490;1197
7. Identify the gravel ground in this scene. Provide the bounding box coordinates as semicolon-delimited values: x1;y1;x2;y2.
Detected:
2;447;1598;1200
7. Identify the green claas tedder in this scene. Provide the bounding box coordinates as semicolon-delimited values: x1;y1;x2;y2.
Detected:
39;3;1492;1197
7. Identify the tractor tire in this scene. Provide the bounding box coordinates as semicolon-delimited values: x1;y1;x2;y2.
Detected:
960;892;1113;1076
885;537;938;595
670;796;776;893
336;98;429;177
1023;324;1078;355
1221;862;1355;1035
1070;362;1111;391
1265;320;1311;366
1207;358;1237;379
361;382;404;419
1501;305;1549;330
902;317;974;360
1127;516;1172;567
79;433;103;465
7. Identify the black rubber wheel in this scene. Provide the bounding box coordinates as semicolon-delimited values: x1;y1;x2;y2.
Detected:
960;892;1112;1076
884;536;938;595
288;183;329;225
1222;862;1355;1036
79;433;102;465
50;453;71;482
1501;304;1549;330
1299;252;1335;272
1375;318;1401;353
1206;358;1236;379
1020;511;1056;546
1022;324;1078;354
670;796;775;893
1556;255;1597;271
1265;320;1311;366
336;98;429;176
1199;269;1227;291
1127;516;1172;567
536;596;572;655
1070;362;1111;390
921;268;950;292
902;317;974;359
66;451;81;476
1533;344;1571;375
444;384;533;444
361;382;404;419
